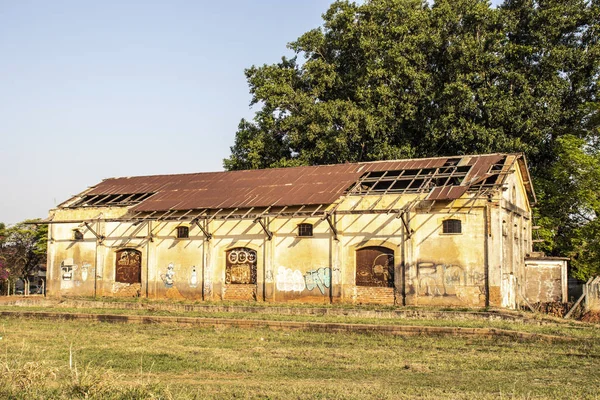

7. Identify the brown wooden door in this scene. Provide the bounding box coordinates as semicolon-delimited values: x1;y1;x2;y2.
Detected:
115;249;142;284
356;246;394;287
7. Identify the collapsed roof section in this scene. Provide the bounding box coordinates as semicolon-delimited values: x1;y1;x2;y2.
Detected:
60;153;535;214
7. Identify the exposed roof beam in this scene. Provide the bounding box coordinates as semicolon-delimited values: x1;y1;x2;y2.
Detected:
325;214;339;241
254;217;273;241
192;218;212;241
83;222;105;243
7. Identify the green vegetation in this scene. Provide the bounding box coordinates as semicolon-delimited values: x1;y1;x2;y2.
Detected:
1;304;597;340
1;314;599;399
224;0;600;280
0;219;47;291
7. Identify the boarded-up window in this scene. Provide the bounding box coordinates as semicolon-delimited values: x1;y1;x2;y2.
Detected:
226;247;257;284
115;249;142;284
356;246;394;287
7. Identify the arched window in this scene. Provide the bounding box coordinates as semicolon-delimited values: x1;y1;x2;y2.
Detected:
176;226;189;239
356;246;394;287
297;223;313;237
226;247;257;284
442;219;462;234
115;249;142;284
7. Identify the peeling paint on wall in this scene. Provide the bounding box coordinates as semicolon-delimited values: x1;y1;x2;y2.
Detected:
111;282;141;297
524;263;564;303
332;262;341;286
413;262;484;299
265;269;274;283
204;262;212;297
112;282;129;293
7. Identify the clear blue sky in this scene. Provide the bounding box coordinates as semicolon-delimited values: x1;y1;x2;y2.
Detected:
0;0;502;225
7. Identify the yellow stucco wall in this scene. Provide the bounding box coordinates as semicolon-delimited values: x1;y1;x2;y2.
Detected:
47;165;534;308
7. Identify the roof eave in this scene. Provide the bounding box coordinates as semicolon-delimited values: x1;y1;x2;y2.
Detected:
516;154;537;205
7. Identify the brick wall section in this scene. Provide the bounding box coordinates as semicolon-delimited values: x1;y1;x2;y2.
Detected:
355;287;395;305
114;283;141;297
223;284;256;301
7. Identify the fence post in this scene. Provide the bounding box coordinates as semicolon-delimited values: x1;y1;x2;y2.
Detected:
564;277;594;319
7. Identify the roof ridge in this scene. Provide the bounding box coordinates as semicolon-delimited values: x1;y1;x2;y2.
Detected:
101;152;520;181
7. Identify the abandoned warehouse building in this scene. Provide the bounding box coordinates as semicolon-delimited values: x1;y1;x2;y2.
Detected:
45;153;568;308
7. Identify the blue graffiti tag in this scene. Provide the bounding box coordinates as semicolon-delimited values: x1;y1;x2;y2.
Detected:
304;268;331;295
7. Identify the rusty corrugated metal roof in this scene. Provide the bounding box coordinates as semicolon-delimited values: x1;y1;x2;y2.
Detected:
66;153;526;212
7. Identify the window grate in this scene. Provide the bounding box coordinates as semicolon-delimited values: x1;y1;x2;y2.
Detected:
298;223;313;237
442;219;462;234
176;226;189;239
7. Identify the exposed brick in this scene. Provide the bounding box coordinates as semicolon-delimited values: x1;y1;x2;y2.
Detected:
223;284;256;301
355;286;395;305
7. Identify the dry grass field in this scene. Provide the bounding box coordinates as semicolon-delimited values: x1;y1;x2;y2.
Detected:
0;306;599;399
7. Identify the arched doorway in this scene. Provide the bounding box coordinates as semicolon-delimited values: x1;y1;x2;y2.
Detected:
115;249;142;284
224;247;257;300
356;246;394;287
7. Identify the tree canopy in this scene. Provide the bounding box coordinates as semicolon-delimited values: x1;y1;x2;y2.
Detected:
0;220;47;284
225;0;599;279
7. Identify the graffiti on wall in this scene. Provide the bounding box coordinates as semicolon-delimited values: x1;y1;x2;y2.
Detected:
276;266;332;295
115;249;141;284
190;266;198;288
61;264;75;281
332;262;341;286
226;248;257;284
60;260;96;289
81;263;90;282
356;247;395;287
276;267;305;292
60;260;76;289
304;268;331;295
414;262;484;297
161;263;175;288
265;269;274;283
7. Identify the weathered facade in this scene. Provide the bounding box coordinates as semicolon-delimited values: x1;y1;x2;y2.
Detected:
45;153;562;308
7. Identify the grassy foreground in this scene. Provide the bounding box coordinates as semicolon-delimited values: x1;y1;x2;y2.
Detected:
0;303;598;339
1;315;599;399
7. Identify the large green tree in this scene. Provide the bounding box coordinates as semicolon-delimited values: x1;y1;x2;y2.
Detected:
225;0;599;278
0;220;47;292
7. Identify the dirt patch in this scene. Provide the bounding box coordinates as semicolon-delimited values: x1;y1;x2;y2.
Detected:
581;311;600;323
521;302;572;318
